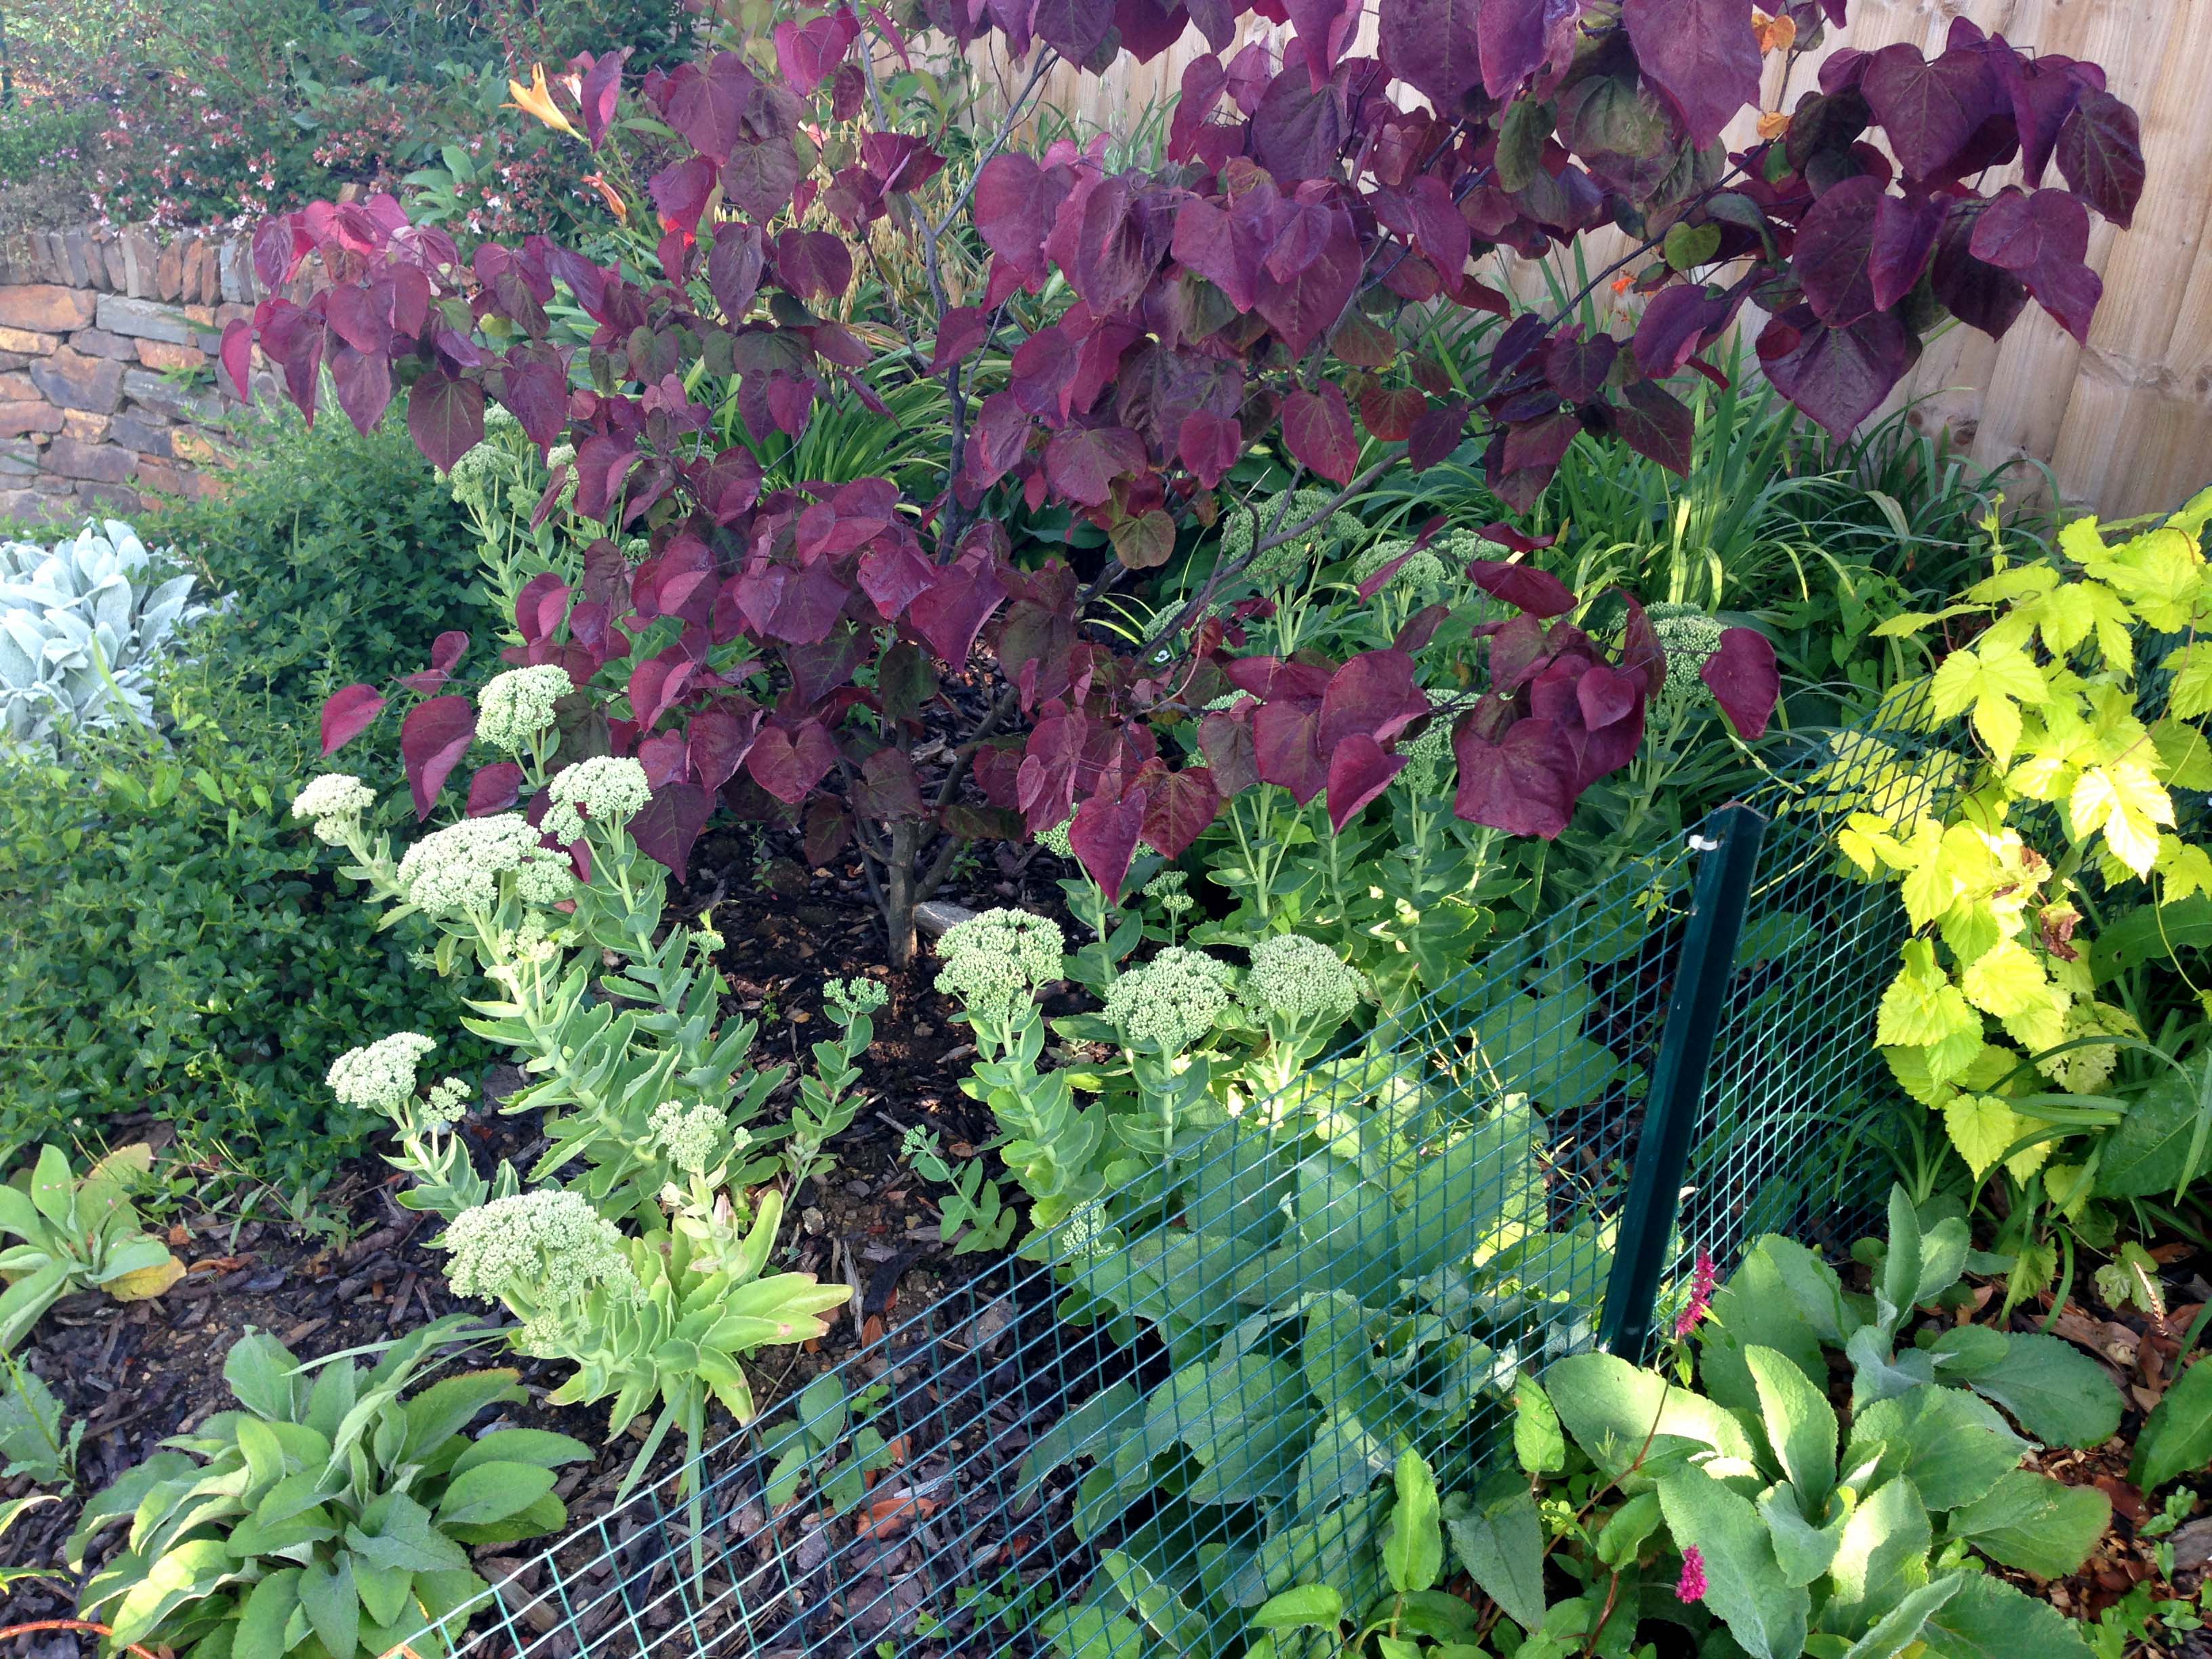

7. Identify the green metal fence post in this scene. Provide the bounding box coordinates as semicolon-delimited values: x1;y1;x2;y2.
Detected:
1597;801;1769;1361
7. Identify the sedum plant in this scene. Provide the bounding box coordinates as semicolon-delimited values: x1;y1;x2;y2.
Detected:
69;1317;584;1659
0;519;209;752
0;1143;186;1351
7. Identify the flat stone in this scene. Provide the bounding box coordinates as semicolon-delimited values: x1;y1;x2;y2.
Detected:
0;439;39;476
134;456;186;498
62;410;110;443
123;367;226;424
181;240;208;305
30;348;126;413
0;326;58;356
0;284;98;333
136;339;207;373
41;436;137;484
64;229;98;288
170;427;227;465
109;411;173;457
0;402;64;438
219;239;248;304
0;489;69;525
0;352;24;371
102;238;128;292
94;293;199;346
121;228;158;298
0;371;35;402
75;478;142;512
155;240;184;302
64;327;138;361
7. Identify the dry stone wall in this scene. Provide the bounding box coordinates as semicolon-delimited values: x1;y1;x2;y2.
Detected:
0;224;290;528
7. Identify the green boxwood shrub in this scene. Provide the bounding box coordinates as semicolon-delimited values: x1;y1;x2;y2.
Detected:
0;412;492;1187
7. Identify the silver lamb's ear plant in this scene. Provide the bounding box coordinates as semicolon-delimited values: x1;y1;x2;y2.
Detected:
0;519;211;753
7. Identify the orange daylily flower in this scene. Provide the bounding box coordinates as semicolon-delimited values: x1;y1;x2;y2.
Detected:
583;172;629;222
1611;274;1634;295
505;64;581;140
1756;110;1792;140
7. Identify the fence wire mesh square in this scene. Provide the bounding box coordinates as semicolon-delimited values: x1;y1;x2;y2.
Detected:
404;691;1965;1659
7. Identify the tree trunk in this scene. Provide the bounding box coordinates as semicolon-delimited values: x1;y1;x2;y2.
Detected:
882;820;919;970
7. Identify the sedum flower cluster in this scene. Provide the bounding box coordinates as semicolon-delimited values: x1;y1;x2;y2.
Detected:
397;813;552;917
327;1031;436;1113
1037;816;1157;865
422;1077;472;1128
291;773;376;845
442;1189;639;1354
1143;869;1194;916
936;907;1066;1022
544;755;653;843
1105;946;1237;1052
825;975;888;1017
1397;689;1465;798
476;664;573;752
1244;934;1369;1029
649;1098;730;1178
1222;487;1347;588
1648;603;1727;727
1351;527;1506;596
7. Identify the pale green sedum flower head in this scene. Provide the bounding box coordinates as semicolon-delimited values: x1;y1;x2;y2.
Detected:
1222;487;1347;588
1244;934;1368;1029
327;1031;436;1113
442;1189;638;1314
936;907;1065;1022
1397;689;1465;798
476;665;573;752
292;773;376;844
544;755;652;843
1649;604;1727;726
423;1077;472;1128
649;1099;729;1178
397;813;548;916
1105;946;1237;1052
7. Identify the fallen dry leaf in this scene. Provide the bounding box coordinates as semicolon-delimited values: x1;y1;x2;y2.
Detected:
855;1488;937;1539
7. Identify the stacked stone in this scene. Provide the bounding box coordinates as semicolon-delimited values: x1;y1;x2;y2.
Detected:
0;224;295;526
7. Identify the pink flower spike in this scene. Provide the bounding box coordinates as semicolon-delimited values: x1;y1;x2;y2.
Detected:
1673;1248;1718;1338
1677;1544;1707;1603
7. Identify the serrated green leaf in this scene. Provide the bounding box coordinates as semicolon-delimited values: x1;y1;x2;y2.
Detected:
1966;1334;2123;1448
1445;1477;1546;1633
2133;1354;2212;1492
1918;1570;2095;1658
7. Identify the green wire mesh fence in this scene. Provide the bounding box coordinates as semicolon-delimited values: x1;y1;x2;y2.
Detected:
398;691;1963;1659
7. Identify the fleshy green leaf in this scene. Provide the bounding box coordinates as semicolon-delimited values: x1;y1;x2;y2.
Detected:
1917;1570;2095;1658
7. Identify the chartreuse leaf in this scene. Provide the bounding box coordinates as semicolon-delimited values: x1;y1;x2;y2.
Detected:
1946;1469;2109;1577
1918;1570;2096;1658
2133;1355;2212;1492
1444;1473;1545;1633
1965;1333;2123;1448
1658;1465;1809;1659
1382;1447;1443;1593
